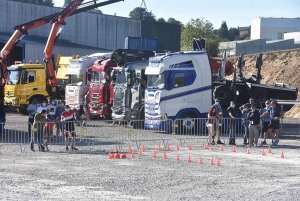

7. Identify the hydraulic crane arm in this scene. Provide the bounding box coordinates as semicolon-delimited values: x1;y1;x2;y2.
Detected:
0;0;124;99
43;0;124;89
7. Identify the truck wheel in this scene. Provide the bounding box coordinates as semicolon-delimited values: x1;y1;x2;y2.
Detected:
17;107;28;115
177;113;198;135
249;88;268;102
213;85;232;105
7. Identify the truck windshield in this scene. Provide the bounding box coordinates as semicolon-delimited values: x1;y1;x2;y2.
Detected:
147;73;165;89
7;70;21;85
115;71;127;87
92;71;106;83
68;74;83;86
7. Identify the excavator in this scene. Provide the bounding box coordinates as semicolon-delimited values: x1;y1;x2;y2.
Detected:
0;0;124;114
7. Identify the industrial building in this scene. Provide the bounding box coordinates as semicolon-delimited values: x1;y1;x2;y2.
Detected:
251;17;300;41
219;17;300;56
0;0;181;65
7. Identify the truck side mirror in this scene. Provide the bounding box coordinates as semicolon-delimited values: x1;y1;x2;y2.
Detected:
22;71;28;84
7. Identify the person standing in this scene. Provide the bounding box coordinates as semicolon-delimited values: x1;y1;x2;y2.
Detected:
227;101;237;145
27;98;38;140
61;105;78;151
55;100;65;137
207;107;217;145
211;98;224;144
0;99;6;138
261;101;283;146
31;109;47;151
47;98;56;113
239;97;256;145
43;108;57;151
37;100;48;113
261;100;273;145
247;104;260;147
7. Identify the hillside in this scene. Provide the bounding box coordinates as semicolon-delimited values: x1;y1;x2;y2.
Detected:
226;48;300;118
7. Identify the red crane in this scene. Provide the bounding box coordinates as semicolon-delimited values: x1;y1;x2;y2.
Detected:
0;0;124;102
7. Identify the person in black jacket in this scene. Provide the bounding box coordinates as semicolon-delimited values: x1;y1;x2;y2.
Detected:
247;103;260;147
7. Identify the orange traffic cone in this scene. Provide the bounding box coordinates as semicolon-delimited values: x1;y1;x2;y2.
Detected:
131;152;135;158
199;156;203;165
261;149;266;156
167;144;171;151
176;144;180;150
247;148;251;154
210;157;214;165
120;154;127;159
114;153;120;159
232;146;237;152
209;144;214;150
281;151;285;158
268;146;272;154
115;146;119;153
176;154;180;161
152;150;157;158
108;152;113;159
142;145;145;152
163;152;167;159
216;158;221;166
220;145;224;151
138;149;143;156
158;144;162;151
188;144;192;150
187;154;192;162
127;145;132;154
204;143;208;150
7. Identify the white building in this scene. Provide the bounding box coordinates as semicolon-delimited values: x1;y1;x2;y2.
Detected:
284;32;300;43
251;17;300;41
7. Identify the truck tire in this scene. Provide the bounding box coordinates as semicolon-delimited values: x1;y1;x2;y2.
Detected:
177;113;198;135
213;85;232;105
249;88;268;102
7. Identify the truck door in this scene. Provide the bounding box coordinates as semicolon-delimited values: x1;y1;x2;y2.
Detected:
20;70;37;97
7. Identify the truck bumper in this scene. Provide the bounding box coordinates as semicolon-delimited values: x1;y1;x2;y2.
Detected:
4;97;19;107
112;113;126;120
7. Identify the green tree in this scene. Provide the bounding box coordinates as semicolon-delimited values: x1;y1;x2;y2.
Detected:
12;0;54;6
87;8;103;14
228;28;240;41
157;17;166;23
167;18;182;26
219;21;229;40
129;7;156;21
181;18;220;56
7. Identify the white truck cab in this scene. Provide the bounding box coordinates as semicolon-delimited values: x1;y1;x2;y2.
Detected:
145;51;213;131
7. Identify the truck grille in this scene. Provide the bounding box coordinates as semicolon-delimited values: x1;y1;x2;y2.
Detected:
113;87;123;114
6;91;14;97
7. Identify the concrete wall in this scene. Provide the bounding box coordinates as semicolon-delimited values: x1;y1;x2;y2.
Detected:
251;17;300;41
284;32;300;43
0;0;141;50
219;38;300;56
24;43;109;64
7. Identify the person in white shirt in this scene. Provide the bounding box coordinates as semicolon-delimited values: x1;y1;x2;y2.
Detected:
37;100;48;113
47;99;56;113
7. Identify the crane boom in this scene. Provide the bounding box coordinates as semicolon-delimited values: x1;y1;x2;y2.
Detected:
0;0;124;100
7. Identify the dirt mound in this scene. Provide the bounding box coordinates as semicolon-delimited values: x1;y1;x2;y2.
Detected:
226;48;300;118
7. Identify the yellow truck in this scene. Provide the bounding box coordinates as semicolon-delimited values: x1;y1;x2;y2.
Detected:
4;55;72;114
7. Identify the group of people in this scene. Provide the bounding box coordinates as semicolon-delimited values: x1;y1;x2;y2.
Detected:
207;97;283;147
27;98;89;152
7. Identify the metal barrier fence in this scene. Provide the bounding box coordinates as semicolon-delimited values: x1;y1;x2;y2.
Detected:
0;118;298;153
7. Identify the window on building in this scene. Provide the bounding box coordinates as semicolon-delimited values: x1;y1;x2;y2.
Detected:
278;32;283;39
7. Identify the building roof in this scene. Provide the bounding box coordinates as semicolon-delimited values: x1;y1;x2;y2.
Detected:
0;33;112;51
238;26;250;31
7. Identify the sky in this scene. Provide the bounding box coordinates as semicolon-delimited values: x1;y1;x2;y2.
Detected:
53;0;300;29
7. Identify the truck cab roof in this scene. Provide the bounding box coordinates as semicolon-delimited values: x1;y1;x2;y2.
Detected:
8;64;45;70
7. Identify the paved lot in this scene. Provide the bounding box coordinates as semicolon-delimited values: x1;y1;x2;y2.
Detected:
1;111;300;200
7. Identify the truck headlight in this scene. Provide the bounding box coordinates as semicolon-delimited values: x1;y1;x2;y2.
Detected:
13;98;19;106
